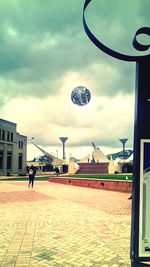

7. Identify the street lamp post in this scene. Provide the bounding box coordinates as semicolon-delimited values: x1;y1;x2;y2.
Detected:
83;1;150;266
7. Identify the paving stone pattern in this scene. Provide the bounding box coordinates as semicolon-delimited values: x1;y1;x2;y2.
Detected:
0;181;132;267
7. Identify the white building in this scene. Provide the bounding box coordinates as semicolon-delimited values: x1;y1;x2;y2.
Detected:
0;118;27;176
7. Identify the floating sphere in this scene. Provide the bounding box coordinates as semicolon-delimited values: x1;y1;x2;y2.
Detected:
71;86;91;106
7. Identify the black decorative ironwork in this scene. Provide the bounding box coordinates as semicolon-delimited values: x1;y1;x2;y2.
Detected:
83;0;150;62
83;1;150;266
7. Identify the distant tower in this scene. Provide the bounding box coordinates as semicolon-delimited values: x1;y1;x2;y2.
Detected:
59;137;68;159
119;139;128;159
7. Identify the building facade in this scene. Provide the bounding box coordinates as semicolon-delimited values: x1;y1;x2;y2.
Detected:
0;119;27;176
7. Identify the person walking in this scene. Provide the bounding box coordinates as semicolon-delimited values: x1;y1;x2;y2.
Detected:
55;167;59;176
28;165;36;188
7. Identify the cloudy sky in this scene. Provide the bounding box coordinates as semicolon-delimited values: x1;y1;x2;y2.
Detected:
0;0;149;160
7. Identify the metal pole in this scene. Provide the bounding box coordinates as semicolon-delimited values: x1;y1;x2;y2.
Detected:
62;142;65;159
131;56;150;265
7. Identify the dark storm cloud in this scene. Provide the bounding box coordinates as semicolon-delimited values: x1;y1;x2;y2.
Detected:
0;0;149;102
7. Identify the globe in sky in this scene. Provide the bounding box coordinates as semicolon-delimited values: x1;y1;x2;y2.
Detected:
71;86;91;106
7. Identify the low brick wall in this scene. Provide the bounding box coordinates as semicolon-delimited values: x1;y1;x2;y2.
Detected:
48;177;132;193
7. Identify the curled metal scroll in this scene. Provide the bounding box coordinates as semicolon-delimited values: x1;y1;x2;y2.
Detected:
83;0;150;62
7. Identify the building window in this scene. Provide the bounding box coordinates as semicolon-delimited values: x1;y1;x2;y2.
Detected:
2;130;5;140
7;131;10;141
0;151;3;169
7;152;12;170
18;153;23;169
19;141;23;149
11;132;13;142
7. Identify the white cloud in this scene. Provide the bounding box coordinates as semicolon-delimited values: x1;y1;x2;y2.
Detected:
3;79;134;160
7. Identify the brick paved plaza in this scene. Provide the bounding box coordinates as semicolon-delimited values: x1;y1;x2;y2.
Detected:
0;181;132;267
